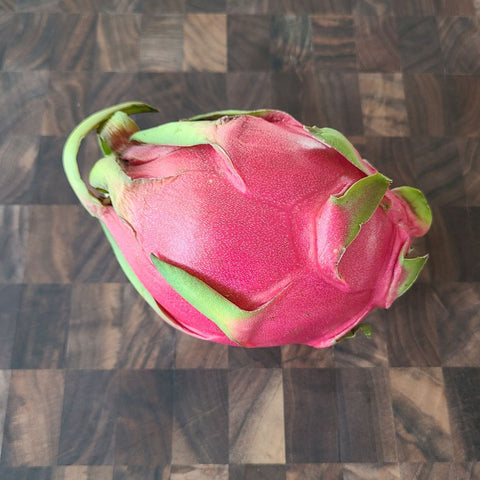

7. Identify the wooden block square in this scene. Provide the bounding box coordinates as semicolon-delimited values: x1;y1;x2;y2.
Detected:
172;370;228;463
0;134;39;204
336;368;397;462
355;16;401;72
115;370;174;465
390;367;453;461
1;370;65;466
436;283;480;367
95;14;141;71
404;73;447;136
227;15;270;71
24;205;124;283
229;368;285;463
283;369;338;462
50;14;97;70
438;17;480;74
445;76;480;137
2;13;58;70
444;367;480;460
359;72;409;136
0;206;29;283
411;137;466;207
67;284;125;369
270;14;313;72
385;284;442;367
396;16;443;73
11;284;70;369
58;371;117;465
457;138;480;206
42;71;90;136
312;15;356;72
0;370;11;457
184;14;227;72
0;286;22;368
0;72;49;137
139;15;184;72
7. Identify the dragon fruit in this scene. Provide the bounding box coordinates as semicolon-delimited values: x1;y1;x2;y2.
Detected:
63;102;431;348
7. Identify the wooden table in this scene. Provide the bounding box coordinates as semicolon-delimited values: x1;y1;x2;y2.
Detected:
1;1;479;478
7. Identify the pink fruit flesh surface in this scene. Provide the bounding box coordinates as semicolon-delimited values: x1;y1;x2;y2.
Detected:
63;103;431;348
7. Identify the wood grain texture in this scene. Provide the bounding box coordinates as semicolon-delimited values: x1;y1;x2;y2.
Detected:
286;463;342;480
270;14;312;72
229;368;285;463
438;16;480;74
0;205;29;283
312;15;356;71
436;283;480;367
355;15;400;72
403;74;446;137
175;333;228;369
54;466;114;480
113;465;171;480
398;462;457;480
283;368;338;462
117;287;175;369
385;285;442;367
227;15;270;71
11;284;70;369
58;371;117;465
1;370;65;466
2;13;57;70
67;284;124;369
1;2;479;475
390;368;453;461
336;368;397;462
0;71;49;136
444;368;480;461
139;15;183;72
95;13;140;71
353;0;393;16
0;370;11;458
170;464;228;480
359;72;409;136
184;14;227;72
115;370;173;465
343;463;401;480
229;464;285;480
0;286;22;368
172;370;228;464
396;16;443;73
0;134;39;204
457;137;480;206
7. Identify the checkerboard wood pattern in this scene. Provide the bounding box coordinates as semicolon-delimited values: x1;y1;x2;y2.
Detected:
1;0;480;479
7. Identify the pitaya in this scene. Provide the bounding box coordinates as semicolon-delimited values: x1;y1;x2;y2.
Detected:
63;102;431;348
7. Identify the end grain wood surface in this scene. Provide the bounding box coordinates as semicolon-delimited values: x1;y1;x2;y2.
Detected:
1;0;480;479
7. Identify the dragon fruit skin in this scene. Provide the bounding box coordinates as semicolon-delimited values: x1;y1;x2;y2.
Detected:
63;102;432;348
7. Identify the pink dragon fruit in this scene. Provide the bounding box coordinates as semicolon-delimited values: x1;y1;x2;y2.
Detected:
63;102;431;348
